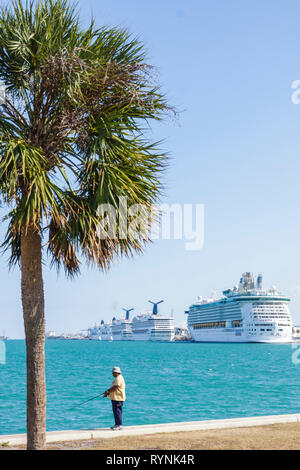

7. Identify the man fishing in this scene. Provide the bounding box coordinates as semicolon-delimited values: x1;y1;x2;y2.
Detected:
104;366;126;430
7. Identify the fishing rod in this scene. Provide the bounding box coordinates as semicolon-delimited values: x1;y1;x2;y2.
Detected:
69;392;106;411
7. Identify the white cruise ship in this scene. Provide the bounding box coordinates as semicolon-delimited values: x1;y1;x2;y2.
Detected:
99;321;113;341
186;273;292;343
88;324;102;340
111;309;134;341
88;321;113;341
132;301;175;342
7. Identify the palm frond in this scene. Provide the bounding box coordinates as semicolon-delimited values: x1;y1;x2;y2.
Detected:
0;0;173;274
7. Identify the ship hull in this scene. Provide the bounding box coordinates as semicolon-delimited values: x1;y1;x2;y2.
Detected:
101;334;113;341
131;330;151;341
112;333;122;341
90;335;101;341
132;329;175;342
122;332;133;341
190;327;292;343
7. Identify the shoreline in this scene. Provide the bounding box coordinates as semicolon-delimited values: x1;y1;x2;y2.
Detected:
1;413;300;447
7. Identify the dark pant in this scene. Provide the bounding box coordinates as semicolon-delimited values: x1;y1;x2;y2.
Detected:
111;400;124;426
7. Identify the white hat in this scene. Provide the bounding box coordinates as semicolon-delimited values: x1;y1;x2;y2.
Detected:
112;366;121;374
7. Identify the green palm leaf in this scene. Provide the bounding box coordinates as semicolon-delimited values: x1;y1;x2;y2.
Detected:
0;0;172;274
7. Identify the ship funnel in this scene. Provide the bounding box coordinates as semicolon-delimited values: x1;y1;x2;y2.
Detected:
241;272;253;291
257;273;263;290
101;320;104;325
112;316;116;322
123;308;134;320
148;300;164;315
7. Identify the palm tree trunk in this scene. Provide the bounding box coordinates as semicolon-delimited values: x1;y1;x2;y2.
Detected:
21;224;46;450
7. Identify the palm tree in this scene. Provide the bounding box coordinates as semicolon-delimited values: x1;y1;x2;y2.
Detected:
0;0;170;450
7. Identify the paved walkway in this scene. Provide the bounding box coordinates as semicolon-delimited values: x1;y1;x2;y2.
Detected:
1;413;300;446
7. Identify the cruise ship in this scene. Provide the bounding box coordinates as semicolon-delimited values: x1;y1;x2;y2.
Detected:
100;321;113;341
132;301;175;342
87;324;102;340
88;321;113;341
186;273;292;343
111;309;134;341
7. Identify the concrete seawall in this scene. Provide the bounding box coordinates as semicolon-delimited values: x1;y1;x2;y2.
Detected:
1;413;300;446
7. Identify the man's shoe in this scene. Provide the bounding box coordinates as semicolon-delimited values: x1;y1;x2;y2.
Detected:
110;425;122;431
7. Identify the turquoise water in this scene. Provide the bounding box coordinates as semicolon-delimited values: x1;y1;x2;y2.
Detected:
0;340;299;435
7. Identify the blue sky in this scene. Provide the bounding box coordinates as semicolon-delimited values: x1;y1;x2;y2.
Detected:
2;0;300;338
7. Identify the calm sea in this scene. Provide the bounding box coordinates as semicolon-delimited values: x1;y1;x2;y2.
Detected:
0;340;299;435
